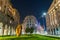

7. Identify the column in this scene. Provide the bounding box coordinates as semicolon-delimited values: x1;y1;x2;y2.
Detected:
56;27;59;35
8;26;10;35
10;26;12;35
52;29;54;35
51;29;53;35
4;24;8;35
2;24;5;35
12;27;14;35
58;27;59;35
0;23;4;35
53;28;55;35
50;29;52;35
55;28;57;35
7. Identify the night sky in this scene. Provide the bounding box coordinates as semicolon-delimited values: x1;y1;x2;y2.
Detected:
11;0;52;26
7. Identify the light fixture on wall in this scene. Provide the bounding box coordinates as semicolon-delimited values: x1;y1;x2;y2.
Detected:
58;4;60;6
0;6;1;10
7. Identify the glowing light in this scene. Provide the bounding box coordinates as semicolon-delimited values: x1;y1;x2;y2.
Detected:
42;12;46;17
56;6;58;9
43;12;46;16
0;6;1;10
59;4;60;6
53;9;55;12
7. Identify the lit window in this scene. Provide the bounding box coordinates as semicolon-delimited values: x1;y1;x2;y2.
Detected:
53;9;55;12
58;4;60;6
13;11;15;16
56;6;58;9
0;6;1;10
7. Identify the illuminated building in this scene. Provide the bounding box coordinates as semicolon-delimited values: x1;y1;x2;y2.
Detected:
22;15;38;34
36;25;44;34
46;0;60;35
0;0;20;35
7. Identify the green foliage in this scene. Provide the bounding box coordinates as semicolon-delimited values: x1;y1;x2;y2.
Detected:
0;34;60;40
30;27;34;34
25;27;34;34
25;27;30;33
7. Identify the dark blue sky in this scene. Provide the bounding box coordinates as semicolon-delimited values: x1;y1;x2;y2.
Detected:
11;0;52;25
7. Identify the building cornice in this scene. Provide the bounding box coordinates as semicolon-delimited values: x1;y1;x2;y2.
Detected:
48;0;60;14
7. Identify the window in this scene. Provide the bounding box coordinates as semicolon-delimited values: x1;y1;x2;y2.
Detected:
27;24;29;27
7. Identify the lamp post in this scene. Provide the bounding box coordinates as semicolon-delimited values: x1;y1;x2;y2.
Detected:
42;12;46;31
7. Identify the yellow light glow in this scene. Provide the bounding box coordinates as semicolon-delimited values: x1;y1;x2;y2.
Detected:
0;6;1;10
56;6;58;9
16;24;21;36
13;9;15;16
58;4;60;6
53;9;55;12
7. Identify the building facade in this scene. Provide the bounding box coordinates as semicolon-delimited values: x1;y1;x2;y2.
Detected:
22;15;38;34
46;0;60;35
0;0;20;35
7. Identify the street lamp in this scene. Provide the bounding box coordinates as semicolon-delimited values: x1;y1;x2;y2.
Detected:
42;12;46;31
42;12;46;17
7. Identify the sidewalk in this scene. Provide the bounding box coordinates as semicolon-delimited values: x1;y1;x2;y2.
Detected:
41;34;60;37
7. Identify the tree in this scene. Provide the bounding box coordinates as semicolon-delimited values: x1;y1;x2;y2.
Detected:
25;27;30;33
16;24;22;36
25;26;34;34
30;27;34;34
